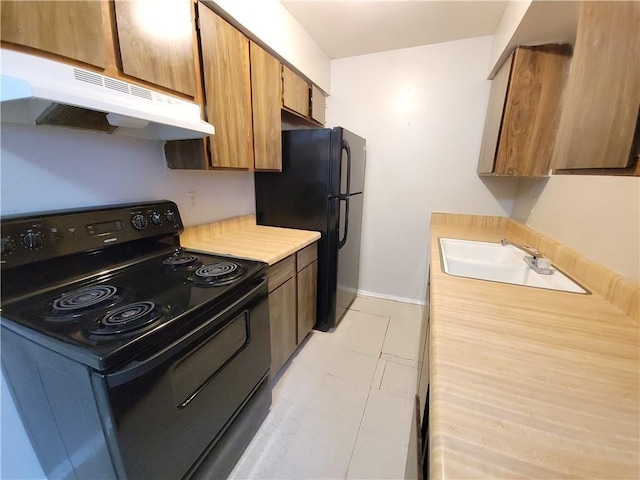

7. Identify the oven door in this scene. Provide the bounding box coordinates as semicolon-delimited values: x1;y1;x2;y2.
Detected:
93;279;270;480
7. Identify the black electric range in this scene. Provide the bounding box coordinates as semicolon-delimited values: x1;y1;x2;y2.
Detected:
1;200;272;479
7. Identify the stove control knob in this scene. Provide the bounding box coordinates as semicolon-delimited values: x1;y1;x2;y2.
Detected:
151;212;163;225
165;210;177;223
1;238;15;254
22;231;42;249
131;214;148;230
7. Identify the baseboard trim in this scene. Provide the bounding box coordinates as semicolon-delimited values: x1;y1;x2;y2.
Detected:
356;289;426;306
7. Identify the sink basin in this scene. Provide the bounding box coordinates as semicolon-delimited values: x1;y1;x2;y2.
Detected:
438;238;587;294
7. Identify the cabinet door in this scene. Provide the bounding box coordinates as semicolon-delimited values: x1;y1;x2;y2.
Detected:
282;66;310;117
250;42;282;171
311;85;326;125
496;46;570;176
551;1;640;170
269;278;297;376
479;46;571;176
1;0;107;68
477;54;513;175
198;6;254;169
297;260;317;344
113;0;196;97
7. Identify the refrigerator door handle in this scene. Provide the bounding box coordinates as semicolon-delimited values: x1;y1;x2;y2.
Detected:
338;197;350;249
341;139;352;196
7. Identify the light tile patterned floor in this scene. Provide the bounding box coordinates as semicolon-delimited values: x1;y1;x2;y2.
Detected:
229;295;423;480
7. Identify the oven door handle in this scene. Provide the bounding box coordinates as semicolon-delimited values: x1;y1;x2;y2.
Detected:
105;279;266;387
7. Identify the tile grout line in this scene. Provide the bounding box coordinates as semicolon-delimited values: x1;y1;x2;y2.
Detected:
344;309;392;479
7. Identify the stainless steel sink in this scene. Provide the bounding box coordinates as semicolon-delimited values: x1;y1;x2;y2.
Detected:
438;238;587;294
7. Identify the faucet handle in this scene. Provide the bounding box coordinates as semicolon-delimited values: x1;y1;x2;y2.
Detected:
537;257;552;269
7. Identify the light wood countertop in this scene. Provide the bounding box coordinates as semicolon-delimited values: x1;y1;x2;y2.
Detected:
180;215;320;265
429;220;639;479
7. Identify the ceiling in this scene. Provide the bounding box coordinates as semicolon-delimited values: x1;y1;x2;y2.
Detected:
280;1;508;59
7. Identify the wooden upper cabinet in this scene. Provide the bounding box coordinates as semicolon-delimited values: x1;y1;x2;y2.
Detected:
198;6;254;169
551;1;640;170
113;0;196;97
250;42;282;171
478;45;571;177
282;66;310;117
1;0;107;68
311;85;326;125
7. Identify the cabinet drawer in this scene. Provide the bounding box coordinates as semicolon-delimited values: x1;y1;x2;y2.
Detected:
296;243;317;272
268;255;295;293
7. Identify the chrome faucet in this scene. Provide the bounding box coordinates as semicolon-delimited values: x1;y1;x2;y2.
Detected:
500;238;553;275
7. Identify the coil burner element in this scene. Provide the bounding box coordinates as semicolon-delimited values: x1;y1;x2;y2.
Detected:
190;262;244;286
163;254;198;268
88;301;161;336
44;285;123;321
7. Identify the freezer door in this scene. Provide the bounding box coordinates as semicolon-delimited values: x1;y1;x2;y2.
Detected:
255;129;332;233
336;192;363;322
337;128;366;196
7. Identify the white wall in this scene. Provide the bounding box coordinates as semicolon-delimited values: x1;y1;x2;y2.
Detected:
208;0;331;92
1;123;256;479
0;124;255;223
327;36;519;304
512;176;640;283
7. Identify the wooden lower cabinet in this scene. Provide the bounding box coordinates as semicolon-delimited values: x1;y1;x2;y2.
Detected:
407;267;431;479
268;277;297;376
297;260;317;344
268;242;318;377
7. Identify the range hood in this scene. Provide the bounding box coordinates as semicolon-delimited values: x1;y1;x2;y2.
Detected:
0;49;215;141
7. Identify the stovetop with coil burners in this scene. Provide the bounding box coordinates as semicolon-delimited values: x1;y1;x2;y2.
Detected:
1;248;267;371
0;200;268;371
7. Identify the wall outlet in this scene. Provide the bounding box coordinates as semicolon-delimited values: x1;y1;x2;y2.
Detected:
187;191;197;211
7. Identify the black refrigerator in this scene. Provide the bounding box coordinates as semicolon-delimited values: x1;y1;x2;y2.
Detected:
255;127;366;331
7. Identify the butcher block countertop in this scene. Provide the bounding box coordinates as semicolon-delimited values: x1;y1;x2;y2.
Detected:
429;214;639;479
180;214;320;265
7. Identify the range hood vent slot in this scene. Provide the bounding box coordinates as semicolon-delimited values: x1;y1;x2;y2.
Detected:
35;104;117;133
104;78;129;94
74;69;103;86
131;86;153;101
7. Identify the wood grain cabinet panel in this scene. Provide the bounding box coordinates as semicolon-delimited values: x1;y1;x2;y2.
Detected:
1;0;107;68
269;278;297;376
551;1;640;170
311;85;326;125
250;42;282;171
296;260;317;344
282;66;310;117
113;0;196;97
478;45;571;177
268;256;295;293
296;243;318;272
198;6;254;169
